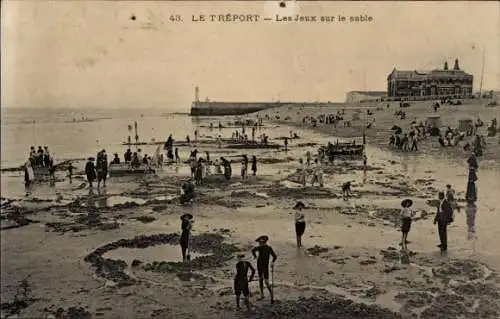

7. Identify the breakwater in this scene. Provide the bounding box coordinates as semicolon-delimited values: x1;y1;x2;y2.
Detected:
189;101;346;116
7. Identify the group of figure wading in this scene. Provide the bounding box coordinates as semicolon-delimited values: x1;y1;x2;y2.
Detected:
24;146;56;187
84;149;108;188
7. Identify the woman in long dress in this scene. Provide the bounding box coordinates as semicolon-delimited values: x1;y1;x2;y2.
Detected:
294;201;306;248
465;199;477;238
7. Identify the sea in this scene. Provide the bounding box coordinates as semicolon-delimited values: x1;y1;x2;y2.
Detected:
0;108;198;170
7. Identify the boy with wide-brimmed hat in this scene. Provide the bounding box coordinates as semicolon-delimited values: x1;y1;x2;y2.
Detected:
233;254;255;310
400;198;415;250
251;235;277;303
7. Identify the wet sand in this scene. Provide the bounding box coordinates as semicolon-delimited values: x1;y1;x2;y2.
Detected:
2;107;500;318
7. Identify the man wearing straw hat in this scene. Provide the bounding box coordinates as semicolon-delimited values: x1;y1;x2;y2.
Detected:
233;254;255;310
252;235;277;303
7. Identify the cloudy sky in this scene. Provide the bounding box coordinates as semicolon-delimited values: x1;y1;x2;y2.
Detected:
1;1;499;111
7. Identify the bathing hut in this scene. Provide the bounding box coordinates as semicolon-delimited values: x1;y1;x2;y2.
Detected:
426;115;442;128
458;119;474;133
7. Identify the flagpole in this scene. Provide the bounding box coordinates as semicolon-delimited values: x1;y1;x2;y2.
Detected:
479;48;485;97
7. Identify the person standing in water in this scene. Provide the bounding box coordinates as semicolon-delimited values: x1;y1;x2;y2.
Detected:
180;213;193;262
96;150;108;188
294;202;306;248
465;199;477;239
434;192;453;251
252;235;277;303
251;156;257;176
233;254;255;310
241;155;248;181
85;157;97;188
67;162;74;184
400;199;415;250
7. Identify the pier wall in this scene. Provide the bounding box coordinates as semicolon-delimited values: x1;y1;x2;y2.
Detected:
190;101;346;116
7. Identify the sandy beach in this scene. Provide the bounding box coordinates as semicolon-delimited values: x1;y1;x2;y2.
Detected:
1;101;500;319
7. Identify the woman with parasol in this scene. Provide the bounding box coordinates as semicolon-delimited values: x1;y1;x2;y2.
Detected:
400;199;415;250
251;235;277;303
180;213;194;262
294;201;306;248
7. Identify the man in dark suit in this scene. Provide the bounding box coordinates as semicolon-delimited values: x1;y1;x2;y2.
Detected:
434;192;453;251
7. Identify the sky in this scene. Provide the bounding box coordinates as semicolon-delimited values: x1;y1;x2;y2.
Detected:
1;1;499;111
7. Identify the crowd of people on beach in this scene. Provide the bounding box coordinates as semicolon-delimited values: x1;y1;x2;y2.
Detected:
19;104;491;313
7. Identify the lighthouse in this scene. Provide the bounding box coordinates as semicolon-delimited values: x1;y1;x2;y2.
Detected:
194;85;200;102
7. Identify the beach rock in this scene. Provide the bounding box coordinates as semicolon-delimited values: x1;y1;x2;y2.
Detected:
395;291;433;309
306;245;329;256
243;296;403;319
134;216;156;223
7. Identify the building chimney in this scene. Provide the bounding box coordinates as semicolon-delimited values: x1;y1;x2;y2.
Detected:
444;61;448;70
453;59;460;70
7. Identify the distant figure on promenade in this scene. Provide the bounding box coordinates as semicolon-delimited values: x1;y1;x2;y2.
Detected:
294;201;306;248
434;192;453;252
284;137;288;152
233;254;255;311
252;235;277;303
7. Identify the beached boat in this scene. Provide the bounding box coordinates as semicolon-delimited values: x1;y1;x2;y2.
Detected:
321;138;365;161
108;163;156;177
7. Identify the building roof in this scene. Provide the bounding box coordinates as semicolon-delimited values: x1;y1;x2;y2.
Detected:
388;69;473;80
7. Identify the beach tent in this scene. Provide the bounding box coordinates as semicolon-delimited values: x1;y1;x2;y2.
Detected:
426;115;442;128
458;119;474;133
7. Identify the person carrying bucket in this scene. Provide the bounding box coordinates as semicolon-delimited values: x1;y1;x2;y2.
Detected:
251;235;277;303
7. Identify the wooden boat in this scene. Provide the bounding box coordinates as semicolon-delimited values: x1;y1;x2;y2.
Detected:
321;139;365;161
108;163;156;177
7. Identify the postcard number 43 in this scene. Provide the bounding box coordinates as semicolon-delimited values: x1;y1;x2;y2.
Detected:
169;15;183;22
